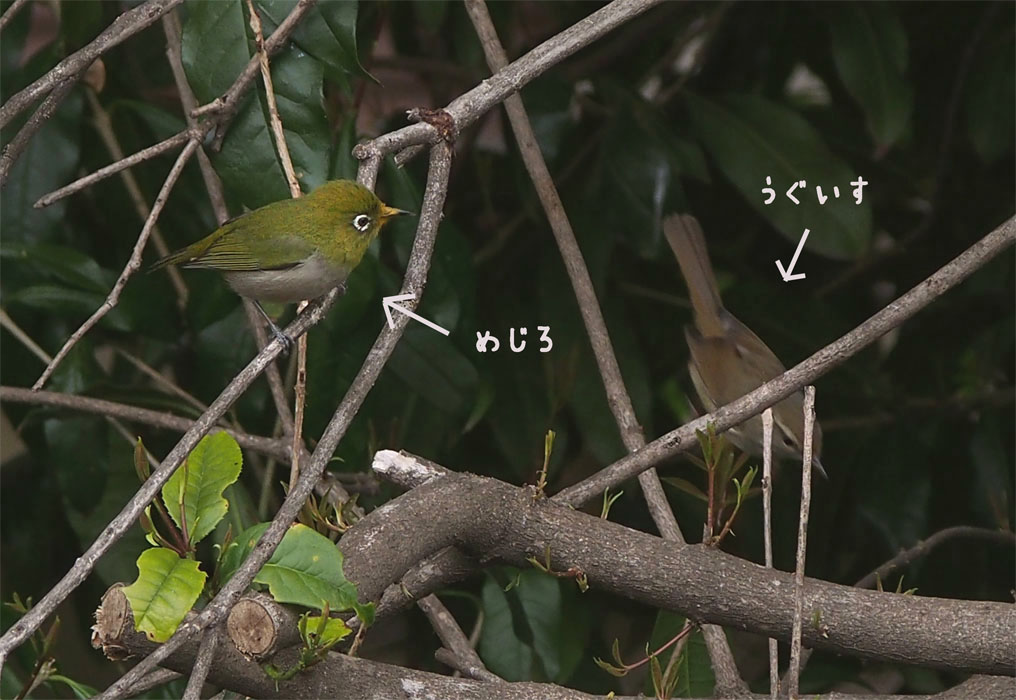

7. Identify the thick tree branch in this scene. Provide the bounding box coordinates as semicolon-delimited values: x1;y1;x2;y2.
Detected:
361;452;1013;676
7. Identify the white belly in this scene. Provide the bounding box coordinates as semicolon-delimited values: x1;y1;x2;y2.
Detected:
223;252;348;303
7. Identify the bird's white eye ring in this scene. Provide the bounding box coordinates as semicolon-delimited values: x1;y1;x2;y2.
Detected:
353;214;372;232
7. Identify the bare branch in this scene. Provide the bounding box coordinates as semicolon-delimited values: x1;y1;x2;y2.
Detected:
82;88;188;306
182;625;220;700
0;0;30;33
0;386;291;462
463;3;748;692
0;78;78;187
33;130;196;208
856;526;1016;591
0;0;184;129
417;595;490;679
788;387;817;699
32;138;200;390
243;0;308;491
33;0;316;209
160;8;228;222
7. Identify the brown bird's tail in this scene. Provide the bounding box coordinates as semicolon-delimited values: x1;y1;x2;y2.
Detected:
663;214;727;338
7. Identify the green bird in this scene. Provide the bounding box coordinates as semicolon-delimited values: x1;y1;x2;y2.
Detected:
152;179;409;346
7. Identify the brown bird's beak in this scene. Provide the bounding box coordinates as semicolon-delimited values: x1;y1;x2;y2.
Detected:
380;205;413;220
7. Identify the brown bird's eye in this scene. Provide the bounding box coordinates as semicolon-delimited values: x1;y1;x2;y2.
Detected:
352;214;372;232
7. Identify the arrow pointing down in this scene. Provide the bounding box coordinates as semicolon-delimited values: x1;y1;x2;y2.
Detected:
775;228;811;282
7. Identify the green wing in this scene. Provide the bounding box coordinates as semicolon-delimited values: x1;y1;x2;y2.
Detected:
155;199;317;272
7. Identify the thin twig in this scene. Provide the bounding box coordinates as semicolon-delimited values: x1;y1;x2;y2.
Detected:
200;0;320;151
787;387;816;699
555;216;1016;505
83;88;188;307
245;0;308;491
182;625;220;700
243;302;295;437
762;408;778;698
354;0;666;167
0;0;184;129
32;138;200;391
0;79;79;187
166;5;296;441
33;0;316;209
417;595;490;678
856;525;1016;590
245;0;301;197
433;648;503;683
0;386;292;462
0;309;50;364
161;9;228;222
120;668;182;698
114;348;208;415
33;130;196;208
0;0;29;33
94;143;453;700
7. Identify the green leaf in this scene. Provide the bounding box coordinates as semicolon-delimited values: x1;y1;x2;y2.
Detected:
224;523;374;624
183;0;332;208
0;243;113;293
299;611;352;646
259;0;369;81
825;3;913;149
122;548;207;643
182;0;249;101
162;431;243;547
478;569;589;683
599;85;708;257
387;326;479;417
0;89;83;245
684;92;871;260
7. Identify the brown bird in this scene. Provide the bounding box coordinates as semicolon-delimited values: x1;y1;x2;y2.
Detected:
663;213;825;477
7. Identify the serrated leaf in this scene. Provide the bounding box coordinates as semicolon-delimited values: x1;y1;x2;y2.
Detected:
825;3;913;149
684;92;871;260
162;432;243;547
122;548;206;643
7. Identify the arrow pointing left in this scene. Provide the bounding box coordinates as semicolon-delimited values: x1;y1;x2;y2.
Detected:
382;293;450;336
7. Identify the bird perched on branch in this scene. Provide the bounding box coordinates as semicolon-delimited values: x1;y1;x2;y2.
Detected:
663;213;825;477
152;179;410;346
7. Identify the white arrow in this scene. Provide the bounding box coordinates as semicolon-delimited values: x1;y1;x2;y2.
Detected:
775;228;811;282
382;293;450;336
